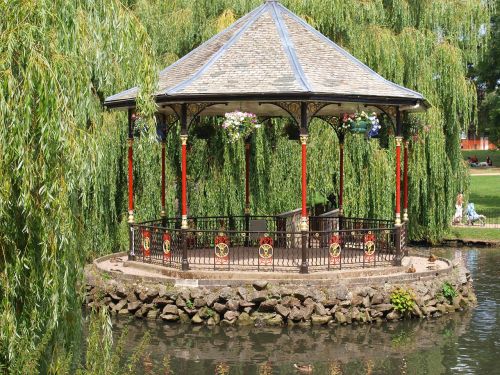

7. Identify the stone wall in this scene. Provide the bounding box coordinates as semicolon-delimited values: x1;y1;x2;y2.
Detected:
84;262;476;327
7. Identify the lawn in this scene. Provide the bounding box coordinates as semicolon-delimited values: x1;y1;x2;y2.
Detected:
469;175;500;221
446;227;500;242
462;150;500;166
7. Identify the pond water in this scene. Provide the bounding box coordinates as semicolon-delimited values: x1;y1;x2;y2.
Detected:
110;247;500;374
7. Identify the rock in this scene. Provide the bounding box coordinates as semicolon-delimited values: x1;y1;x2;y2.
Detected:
146;309;159;320
113;299;127;312
293;288;310;301
153;297;173;306
314;303;328;316
227;299;240;311
289;307;304;322
311;290;327;304
351;295;363;307
224;311;239;322
118;308;129;315
265;314;283;326
163;304;179;315
303;298;315;307
339;299;352;307
371;293;384;305
161;314;180;322
205;293;219;307
334;311;347;324
275;304;291;318
127;301;142;312
373;304;393;313
206;317;217;326
311;314;332;325
333;285;350;301
421;306;437;315
158;285;167;298
183;307;198;317
146;288;159;299
350;307;361;321
221;319;236;326
252;280;269;291
237;312;253;325
436;303;447;314
386;310;401;321
243;307;253;314
175;297;186;308
219;287;234;301
126;293;138;303
426;299;438;307
358;287;375;298
281;296;301;308
239;301;256;308
369;309;383;318
138;292;149;302
362;295;371;308
178;311;190;323
191;314;203;324
109;293;122;301
250;291;268;303
198;307;211;319
193;297;206;308
258;299;278;312
213;302;227;314
190;289;203;299
323;300;337;308
237;287;249;300
445;304;456;313
411;304;423;318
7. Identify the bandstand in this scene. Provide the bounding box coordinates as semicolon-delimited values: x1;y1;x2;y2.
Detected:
104;0;429;274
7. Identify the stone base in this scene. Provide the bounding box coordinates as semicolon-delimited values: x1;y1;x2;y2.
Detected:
84;254;475;327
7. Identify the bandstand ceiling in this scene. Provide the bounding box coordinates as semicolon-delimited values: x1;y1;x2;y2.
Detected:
104;0;429;116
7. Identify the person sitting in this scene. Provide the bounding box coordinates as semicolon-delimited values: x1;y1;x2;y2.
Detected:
486;156;493;166
471;155;479;163
452;193;463;224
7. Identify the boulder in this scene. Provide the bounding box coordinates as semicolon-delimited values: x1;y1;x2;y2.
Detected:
411;304;423;318
281;296;301;308
289;307;304;322
175;297;186;308
303;298;315;307
293;288;310;301
191;314;203;324
162;304;179;316
239;301;256;308
334;311;347;324
314;303;328;316
258;299;278;312
265;314;283;326
237;312;253;326
213;302;227;314
224;311;239;322
218;287;234;301
127;301;142;312
252;280;269;291
146;309;159;320
161;314;180;322
118;308;129;315
311;314;332;325
205;293;219;307
362;295;371;308
386;310;401;321
302;305;315;321
237;287;249;300
190;289;203;300
178;311;191;323
373;304;393;313
153;297;173;307
113;299;127;312
275;304;291;318
193;297;207;308
250;290;268;303
371;293;384;305
226;299;239;311
198;307;213;319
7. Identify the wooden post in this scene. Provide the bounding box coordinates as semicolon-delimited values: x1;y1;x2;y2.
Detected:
299;102;309;274
180;103;189;271
127;109;135;260
403;140;409;222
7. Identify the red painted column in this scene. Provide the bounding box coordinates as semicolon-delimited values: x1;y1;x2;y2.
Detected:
395;137;402;225
403;140;409;221
300;134;308;226
161;141;166;218
245;142;251;214
339;141;344;216
181;134;188;229
128;111;135;224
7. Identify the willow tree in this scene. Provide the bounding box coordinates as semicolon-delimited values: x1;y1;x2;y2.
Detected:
130;0;491;243
0;0;156;372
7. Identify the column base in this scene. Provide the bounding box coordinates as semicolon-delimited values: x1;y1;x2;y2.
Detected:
395;213;402;226
300;216;309;232
128;210;134;224
181;215;188;229
182;260;190;271
403;209;408;222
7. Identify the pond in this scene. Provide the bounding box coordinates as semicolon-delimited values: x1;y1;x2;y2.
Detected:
110;247;500;374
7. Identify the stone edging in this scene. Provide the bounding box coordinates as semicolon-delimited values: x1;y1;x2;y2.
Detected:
85;255;474;327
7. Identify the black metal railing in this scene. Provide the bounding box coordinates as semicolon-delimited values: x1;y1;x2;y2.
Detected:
130;216;405;273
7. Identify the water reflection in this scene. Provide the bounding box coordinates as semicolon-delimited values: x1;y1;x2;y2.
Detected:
110;247;500;374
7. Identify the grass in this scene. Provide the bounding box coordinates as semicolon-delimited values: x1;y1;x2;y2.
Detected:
469;175;500;220
446;227;500;242
462;150;500;166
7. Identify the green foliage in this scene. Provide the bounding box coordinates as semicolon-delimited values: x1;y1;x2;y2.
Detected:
390;287;416;314
441;282;458;302
185;299;195;310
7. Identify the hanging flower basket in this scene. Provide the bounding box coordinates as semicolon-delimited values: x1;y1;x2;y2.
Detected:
343;111;381;138
222;111;261;143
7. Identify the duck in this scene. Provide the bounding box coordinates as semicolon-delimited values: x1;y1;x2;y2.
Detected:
406;264;416;273
294;363;313;373
428;254;437;262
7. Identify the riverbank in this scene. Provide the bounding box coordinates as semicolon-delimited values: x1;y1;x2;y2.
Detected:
84;253;476;327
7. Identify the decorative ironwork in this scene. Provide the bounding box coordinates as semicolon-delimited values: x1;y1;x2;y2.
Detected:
364;231;376;263
186;102;225;128
163;232;172;260
214;235;229;264
259;236;274;265
142;229;151;257
328;234;341;265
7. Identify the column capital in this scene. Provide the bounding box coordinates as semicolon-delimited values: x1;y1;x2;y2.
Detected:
395;136;403;146
403;209;409;221
300;134;308;145
180;134;188;145
128;139;133;146
128;210;135;224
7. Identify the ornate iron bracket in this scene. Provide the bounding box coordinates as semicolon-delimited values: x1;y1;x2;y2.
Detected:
186;102;227;128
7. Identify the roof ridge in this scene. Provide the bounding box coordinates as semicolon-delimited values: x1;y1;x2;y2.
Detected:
166;4;268;95
276;3;423;99
270;1;312;92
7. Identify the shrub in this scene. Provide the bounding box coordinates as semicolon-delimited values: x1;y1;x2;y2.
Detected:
390;287;416;315
441;282;458;302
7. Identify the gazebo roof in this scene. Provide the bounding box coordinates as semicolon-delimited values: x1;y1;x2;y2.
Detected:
105;0;428;113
